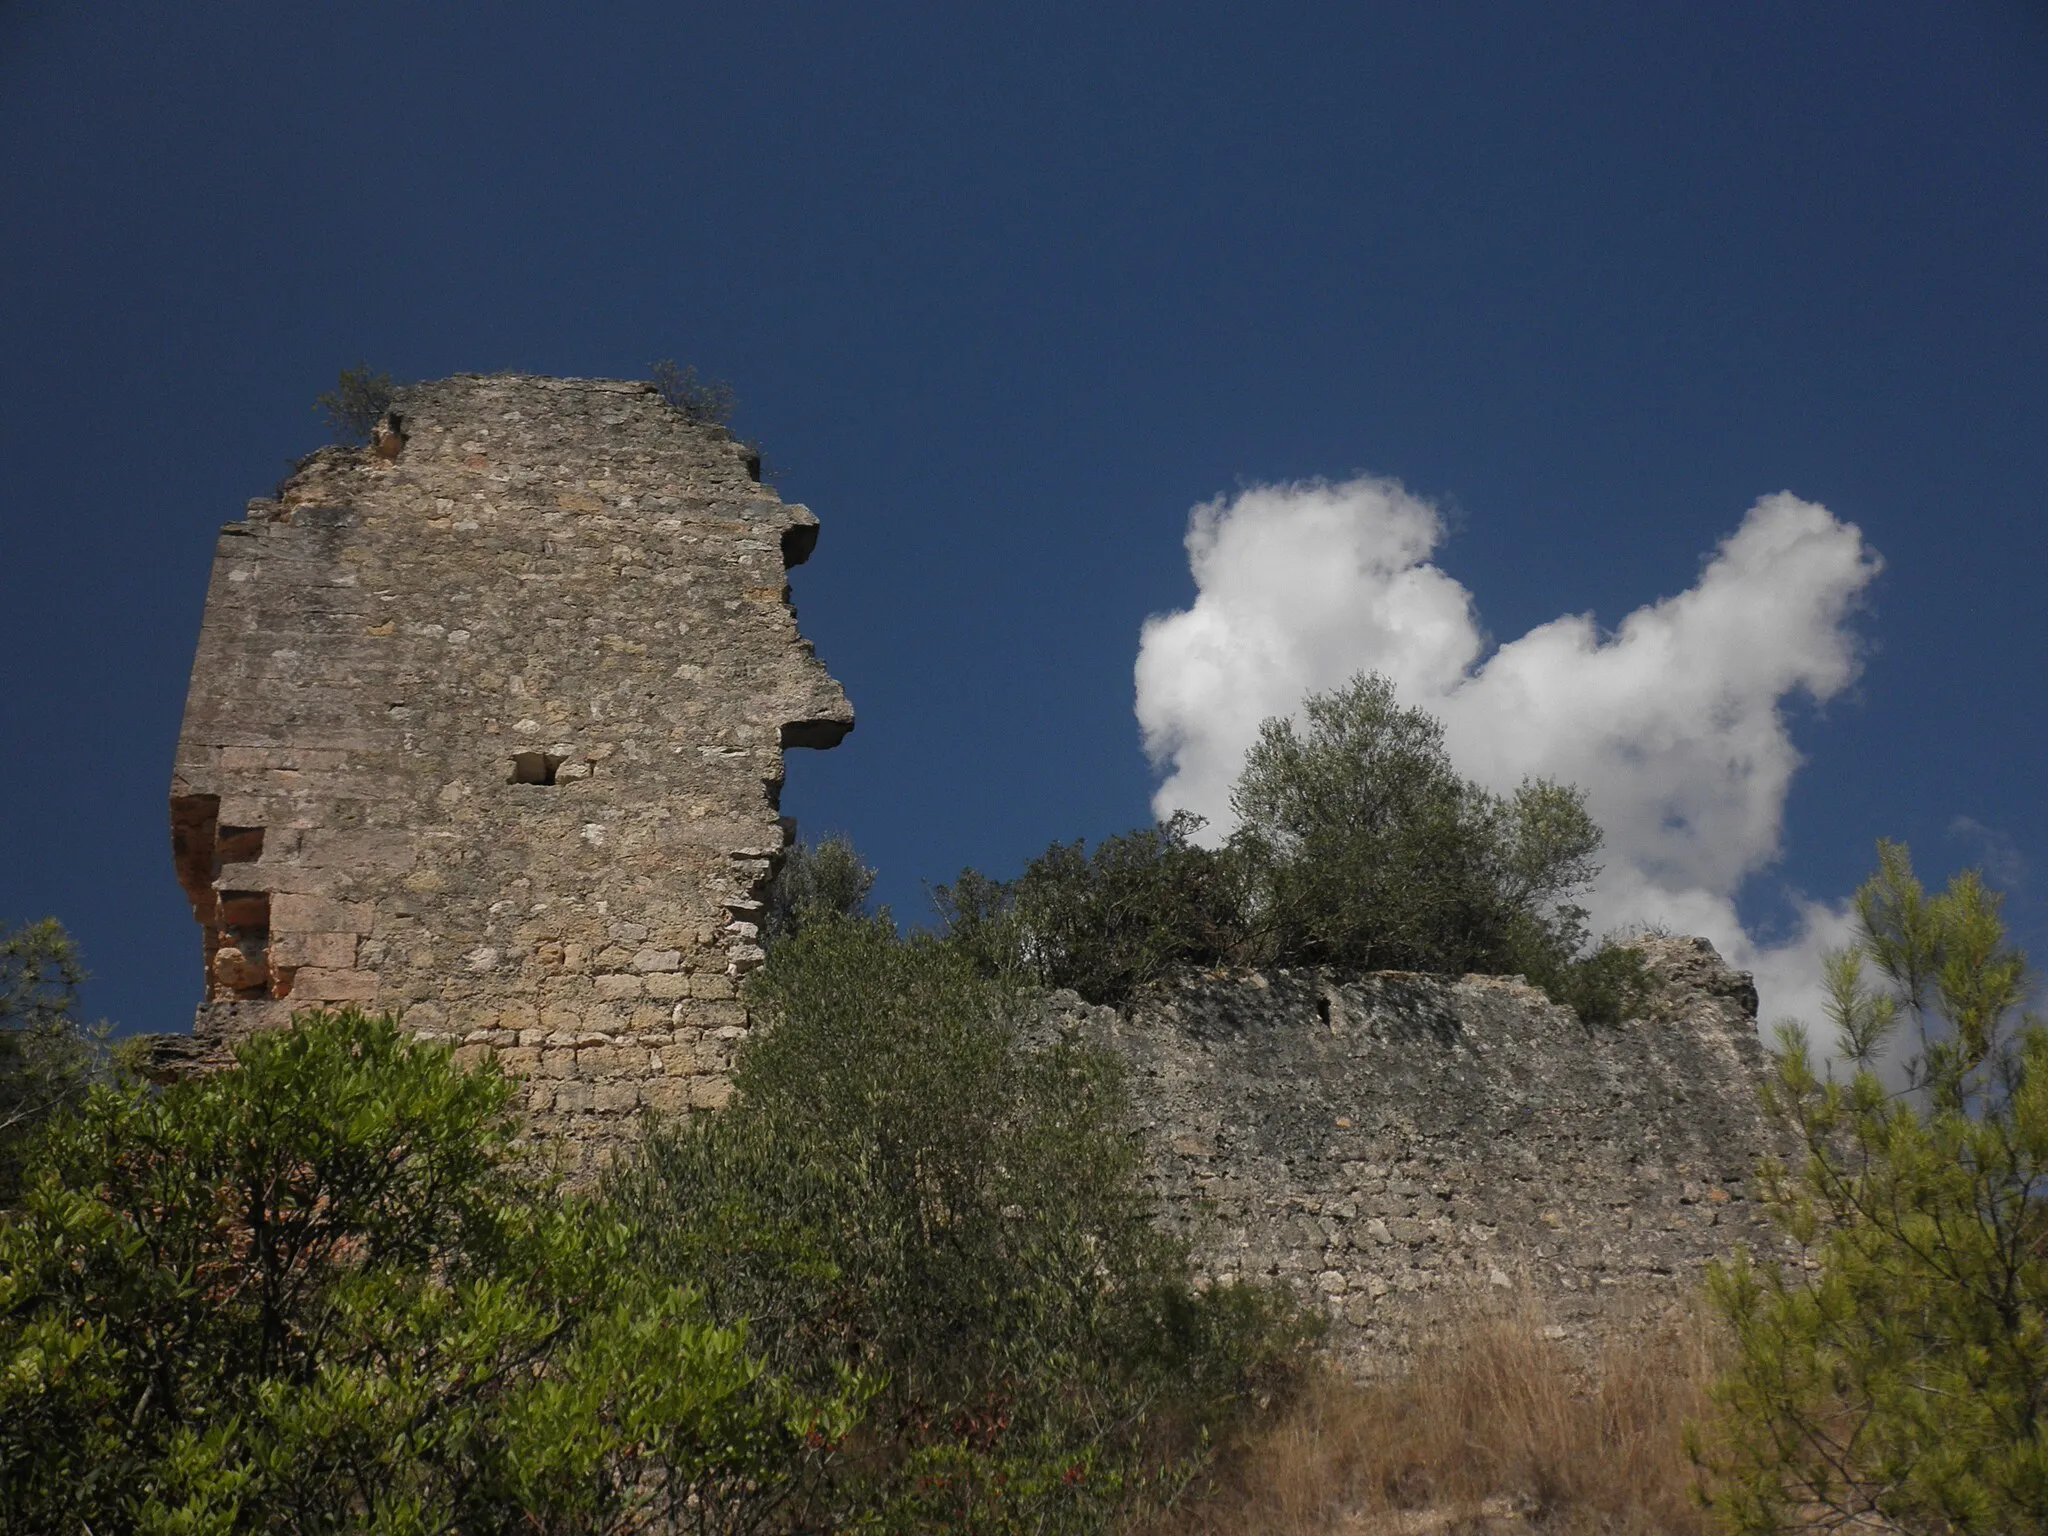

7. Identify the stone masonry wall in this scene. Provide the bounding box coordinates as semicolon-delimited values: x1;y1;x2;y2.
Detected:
1048;937;1791;1374
166;374;851;1167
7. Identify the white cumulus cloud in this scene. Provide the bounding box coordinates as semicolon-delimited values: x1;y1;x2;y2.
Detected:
1134;476;1883;1030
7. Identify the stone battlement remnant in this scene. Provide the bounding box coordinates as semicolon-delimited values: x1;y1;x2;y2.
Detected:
1046;935;1788;1372
168;374;851;1163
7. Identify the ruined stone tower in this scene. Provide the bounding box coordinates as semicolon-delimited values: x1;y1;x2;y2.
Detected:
168;374;851;1162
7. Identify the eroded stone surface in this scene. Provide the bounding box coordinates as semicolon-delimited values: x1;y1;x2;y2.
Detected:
1045;936;1792;1373
165;374;851;1165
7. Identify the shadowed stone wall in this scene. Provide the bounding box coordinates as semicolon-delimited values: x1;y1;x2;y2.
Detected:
166;374;851;1166
1048;937;1790;1373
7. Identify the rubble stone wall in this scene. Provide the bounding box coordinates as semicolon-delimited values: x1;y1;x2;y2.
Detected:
1048;937;1791;1372
168;374;851;1166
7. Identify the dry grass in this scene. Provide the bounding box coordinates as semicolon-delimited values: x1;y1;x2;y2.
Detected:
1153;1294;1725;1536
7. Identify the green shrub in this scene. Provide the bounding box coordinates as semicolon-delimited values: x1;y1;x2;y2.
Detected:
1229;672;1601;979
0;1008;863;1534
314;364;395;446
0;918;104;1205
608;918;1310;1534
938;674;1641;1021
1697;843;2048;1533
1516;930;1652;1026
764;833;878;943
933;813;1250;1004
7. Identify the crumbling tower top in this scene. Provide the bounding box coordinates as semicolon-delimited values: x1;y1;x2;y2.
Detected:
168;374;852;1158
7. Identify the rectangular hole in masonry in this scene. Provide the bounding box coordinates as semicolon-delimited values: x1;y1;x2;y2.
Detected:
509;751;566;785
216;825;265;865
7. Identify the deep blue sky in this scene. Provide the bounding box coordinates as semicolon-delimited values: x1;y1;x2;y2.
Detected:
4;2;2045;1034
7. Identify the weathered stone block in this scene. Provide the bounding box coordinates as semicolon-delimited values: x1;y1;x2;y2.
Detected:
495;1045;542;1075
272;894;374;935
270;931;358;969
687;1077;733;1110
551;1080;595;1115
593;1082;641;1114
290;968;380;1002
297;829;416;870
640;1077;692;1114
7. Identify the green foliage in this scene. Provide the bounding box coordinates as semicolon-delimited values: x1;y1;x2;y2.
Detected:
1229;673;1601;978
314;364;395;446
763;833;878;944
1518;933;1651;1027
0;1008;863;1534
650;359;738;427
0;919;104;1205
933;812;1251;1004
608;918;1310;1533
1839;839;2033;1097
1698;842;2048;1534
937;674;1644;1021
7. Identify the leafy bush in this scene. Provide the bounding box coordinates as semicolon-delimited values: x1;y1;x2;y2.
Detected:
314;363;395;446
608;918;1310;1534
1515;932;1651;1027
938;674;1645;1021
0;918;105;1205
763;833;878;943
931;813;1249;1004
0;1008;863;1534
1696;843;2048;1534
1229;673;1599;977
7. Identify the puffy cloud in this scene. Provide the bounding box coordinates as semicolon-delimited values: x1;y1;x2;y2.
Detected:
1135;477;1883;1029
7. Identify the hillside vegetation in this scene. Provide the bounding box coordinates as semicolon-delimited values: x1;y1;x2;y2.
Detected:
0;936;1307;1533
3;678;2043;1532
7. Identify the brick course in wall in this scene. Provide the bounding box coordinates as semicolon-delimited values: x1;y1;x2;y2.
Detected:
163;374;851;1167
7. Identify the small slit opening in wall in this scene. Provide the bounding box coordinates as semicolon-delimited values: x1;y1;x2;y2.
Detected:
371;411;407;461
1316;997;1332;1027
509;752;566;786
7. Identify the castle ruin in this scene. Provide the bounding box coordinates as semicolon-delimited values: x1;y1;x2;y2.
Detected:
167;374;851;1165
167;372;1785;1363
